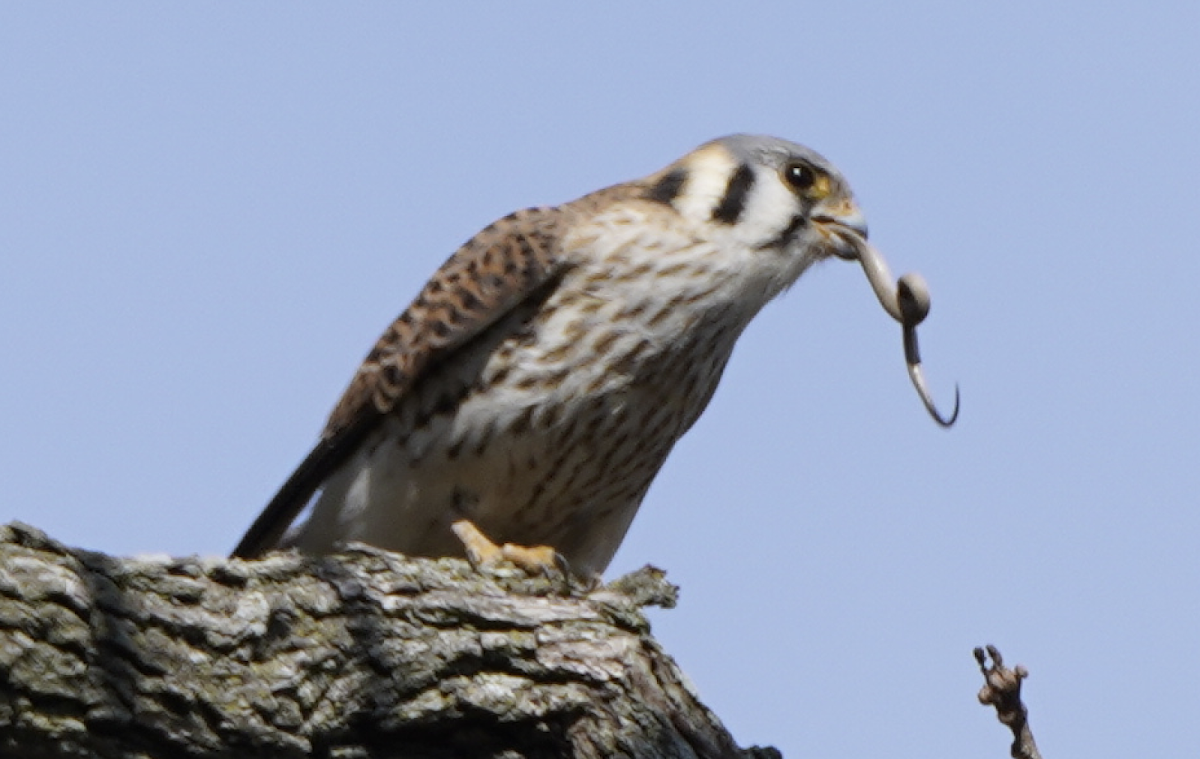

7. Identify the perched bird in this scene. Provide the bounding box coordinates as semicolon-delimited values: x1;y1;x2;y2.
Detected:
233;134;955;576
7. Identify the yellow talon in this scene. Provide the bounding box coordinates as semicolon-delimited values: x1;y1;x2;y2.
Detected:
451;519;562;574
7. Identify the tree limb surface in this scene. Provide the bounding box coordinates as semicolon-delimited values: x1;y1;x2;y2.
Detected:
0;522;779;759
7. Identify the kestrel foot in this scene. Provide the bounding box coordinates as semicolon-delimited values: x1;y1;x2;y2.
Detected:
450;519;565;575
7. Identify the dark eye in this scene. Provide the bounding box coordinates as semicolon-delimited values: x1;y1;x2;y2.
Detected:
783;162;817;192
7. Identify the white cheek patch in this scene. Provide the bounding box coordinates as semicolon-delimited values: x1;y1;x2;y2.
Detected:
672;145;739;223
733;175;802;249
671;145;802;250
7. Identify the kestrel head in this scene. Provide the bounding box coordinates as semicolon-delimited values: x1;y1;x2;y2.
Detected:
637;134;872;304
640;134;957;426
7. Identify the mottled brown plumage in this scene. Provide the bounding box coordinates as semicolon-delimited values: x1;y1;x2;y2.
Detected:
233;135;892;576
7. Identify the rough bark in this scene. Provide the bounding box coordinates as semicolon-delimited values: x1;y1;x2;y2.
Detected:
0;522;779;759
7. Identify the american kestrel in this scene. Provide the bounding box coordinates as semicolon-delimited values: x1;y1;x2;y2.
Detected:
232;135;956;576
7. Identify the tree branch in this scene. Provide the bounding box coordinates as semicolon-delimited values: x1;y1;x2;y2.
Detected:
974;645;1043;759
0;522;779;759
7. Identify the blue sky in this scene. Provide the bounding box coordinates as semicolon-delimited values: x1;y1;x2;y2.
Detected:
2;3;1198;756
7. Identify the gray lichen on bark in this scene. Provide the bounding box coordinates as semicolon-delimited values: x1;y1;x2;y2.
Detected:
0;522;779;759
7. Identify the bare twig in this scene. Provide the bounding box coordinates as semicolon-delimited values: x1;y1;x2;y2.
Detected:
974;645;1043;759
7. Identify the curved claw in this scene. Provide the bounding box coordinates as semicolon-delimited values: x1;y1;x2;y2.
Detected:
850;240;960;427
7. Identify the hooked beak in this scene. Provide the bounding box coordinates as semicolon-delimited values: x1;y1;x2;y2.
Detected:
812;201;870;261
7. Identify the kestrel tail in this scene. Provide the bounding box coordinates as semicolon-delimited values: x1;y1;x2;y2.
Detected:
232;134;956;577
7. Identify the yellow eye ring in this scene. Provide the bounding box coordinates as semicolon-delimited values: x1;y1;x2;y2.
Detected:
783;161;831;199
